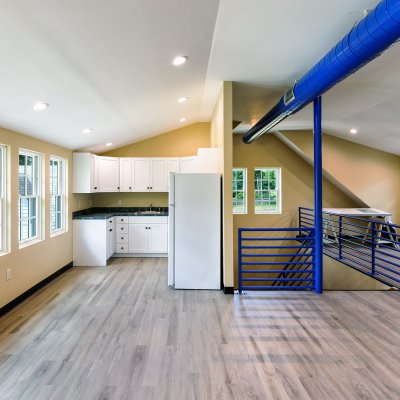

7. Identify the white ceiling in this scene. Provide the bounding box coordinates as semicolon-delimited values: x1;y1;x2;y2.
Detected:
1;0;400;155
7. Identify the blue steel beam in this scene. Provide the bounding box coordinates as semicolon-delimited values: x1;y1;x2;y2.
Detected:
242;0;400;144
313;97;323;294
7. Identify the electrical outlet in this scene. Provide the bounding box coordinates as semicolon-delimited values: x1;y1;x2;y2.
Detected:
117;200;122;206
6;268;11;281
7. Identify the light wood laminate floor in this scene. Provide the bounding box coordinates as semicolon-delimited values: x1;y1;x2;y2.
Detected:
0;257;399;400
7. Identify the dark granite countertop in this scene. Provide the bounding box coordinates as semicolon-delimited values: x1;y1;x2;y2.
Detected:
73;207;169;220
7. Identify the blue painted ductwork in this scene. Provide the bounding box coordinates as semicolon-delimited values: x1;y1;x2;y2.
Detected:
243;0;400;144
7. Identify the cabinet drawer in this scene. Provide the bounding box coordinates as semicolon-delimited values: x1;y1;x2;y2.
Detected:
116;216;128;224
116;224;129;233
115;244;128;253
117;234;129;244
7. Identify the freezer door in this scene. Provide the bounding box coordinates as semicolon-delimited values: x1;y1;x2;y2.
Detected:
174;173;221;289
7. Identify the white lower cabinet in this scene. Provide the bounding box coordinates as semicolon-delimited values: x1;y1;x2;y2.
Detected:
73;217;115;266
115;216;168;256
128;224;148;253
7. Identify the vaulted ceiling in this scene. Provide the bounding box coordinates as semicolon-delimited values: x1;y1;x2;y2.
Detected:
1;0;399;154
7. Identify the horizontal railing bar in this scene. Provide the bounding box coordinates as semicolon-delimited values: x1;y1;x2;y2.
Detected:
242;277;315;282
242;285;315;290
239;227;314;232
241;269;314;274
373;270;400;284
375;249;400;261
240;253;315;258
374;254;400;268
241;245;315;249
372;261;400;275
322;253;400;286
240;237;314;241
242;261;316;265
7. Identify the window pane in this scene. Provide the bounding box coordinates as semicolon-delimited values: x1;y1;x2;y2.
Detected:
254;168;280;214
29;198;37;218
29;217;36;238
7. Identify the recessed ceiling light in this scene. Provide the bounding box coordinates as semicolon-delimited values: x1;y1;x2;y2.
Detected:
33;102;49;111
179;117;187;123
177;97;188;103
172;55;188;66
105;142;113;147
82;128;94;134
350;128;358;134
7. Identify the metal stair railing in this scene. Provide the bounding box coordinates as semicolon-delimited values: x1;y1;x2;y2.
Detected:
299;207;400;288
238;227;315;293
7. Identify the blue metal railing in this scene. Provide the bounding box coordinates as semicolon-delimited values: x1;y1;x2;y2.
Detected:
299;207;400;288
238;227;316;293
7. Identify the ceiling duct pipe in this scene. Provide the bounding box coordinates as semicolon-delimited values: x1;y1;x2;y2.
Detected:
243;0;400;144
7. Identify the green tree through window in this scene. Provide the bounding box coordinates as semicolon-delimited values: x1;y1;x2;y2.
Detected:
232;168;247;214
254;168;281;214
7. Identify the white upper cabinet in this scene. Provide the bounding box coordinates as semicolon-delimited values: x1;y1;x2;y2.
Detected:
120;158;133;192
97;156;120;192
150;159;168;192
180;156;197;173
133;158;150;191
73;153;99;193
73;150;221;193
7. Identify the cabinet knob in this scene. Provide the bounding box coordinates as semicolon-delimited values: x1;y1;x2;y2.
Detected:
94;187;97;189
118;187;120;189
121;247;124;250
121;227;124;230
109;229;112;232
129;187;132;189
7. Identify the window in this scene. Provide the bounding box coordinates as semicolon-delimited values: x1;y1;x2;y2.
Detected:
0;145;6;253
19;150;42;244
232;168;247;214
254;168;281;214
50;156;67;234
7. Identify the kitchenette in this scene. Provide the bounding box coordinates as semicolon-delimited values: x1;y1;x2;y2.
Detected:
72;148;221;289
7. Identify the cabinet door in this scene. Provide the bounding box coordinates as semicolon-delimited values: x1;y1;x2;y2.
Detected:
148;224;168;253
180;156;197;173
91;154;99;192
132;159;150;192
97;157;120;192
120;158;133;192
129;224;148;253
167;159;180;190
107;225;115;259
150;159;168;192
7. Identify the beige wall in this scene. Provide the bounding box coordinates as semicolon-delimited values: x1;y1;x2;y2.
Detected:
102;122;210;157
0;127;77;308
211;82;234;288
284;131;400;223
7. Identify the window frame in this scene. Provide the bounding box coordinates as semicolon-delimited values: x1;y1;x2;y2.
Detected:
254;167;281;214
50;156;67;235
0;144;7;254
232;168;247;214
18;149;42;246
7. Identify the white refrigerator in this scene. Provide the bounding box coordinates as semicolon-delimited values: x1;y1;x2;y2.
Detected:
168;173;221;289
